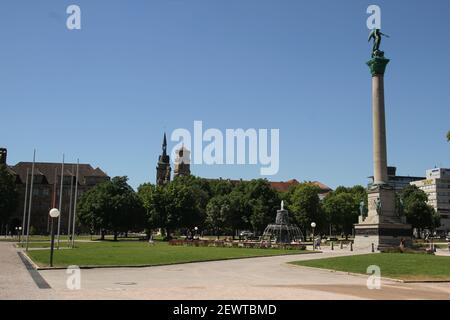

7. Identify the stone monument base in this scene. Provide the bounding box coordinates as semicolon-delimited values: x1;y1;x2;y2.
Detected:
354;223;412;250
354;185;412;251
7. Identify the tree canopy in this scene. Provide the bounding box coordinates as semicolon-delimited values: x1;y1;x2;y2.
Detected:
244;179;280;232
206;195;232;239
139;176;210;239
77;176;144;240
287;183;323;235
400;185;438;234
0;165;19;227
321;185;366;238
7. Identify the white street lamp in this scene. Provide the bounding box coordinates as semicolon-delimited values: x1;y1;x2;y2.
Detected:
49;208;60;267
311;222;317;251
50;208;60;219
17;226;22;242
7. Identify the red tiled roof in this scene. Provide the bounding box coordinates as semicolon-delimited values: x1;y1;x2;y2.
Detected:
269;179;300;192
269;179;332;193
9;162;109;185
311;181;332;192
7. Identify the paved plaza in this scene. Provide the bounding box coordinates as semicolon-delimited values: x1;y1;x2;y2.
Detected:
1;242;449;300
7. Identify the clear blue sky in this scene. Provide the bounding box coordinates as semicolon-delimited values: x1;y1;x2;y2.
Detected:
1;0;449;189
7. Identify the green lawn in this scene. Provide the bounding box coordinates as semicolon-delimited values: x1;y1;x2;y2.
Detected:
14;235;140;242
290;253;450;281
20;242;74;249
27;241;310;268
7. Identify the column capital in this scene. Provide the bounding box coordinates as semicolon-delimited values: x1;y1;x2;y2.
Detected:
367;56;390;76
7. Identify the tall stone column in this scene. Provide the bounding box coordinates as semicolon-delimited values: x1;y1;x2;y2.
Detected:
367;57;389;185
354;54;412;251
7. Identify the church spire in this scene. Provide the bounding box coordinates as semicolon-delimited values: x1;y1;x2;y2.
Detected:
162;132;167;156
156;132;171;186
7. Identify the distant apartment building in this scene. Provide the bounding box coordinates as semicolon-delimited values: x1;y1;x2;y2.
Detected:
368;166;425;192
411;168;450;233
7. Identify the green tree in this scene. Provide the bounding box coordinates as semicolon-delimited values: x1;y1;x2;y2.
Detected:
109;177;145;237
166;181;199;235
447;131;450;141
209;178;235;197
0;165;19;229
401;185;436;236
431;211;441;232
227;189;251;237
138;176;209;240
323;192;358;238
244;179;280;233
206;195;231;239
347;185;368;204
288;183;323;238
322;185;366;239
138;183;168;237
77;184;107;238
77;176;144;240
170;175;209;234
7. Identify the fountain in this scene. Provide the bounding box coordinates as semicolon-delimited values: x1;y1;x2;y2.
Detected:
262;201;303;243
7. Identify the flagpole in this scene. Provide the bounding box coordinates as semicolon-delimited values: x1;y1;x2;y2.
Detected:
25;149;36;252
67;165;74;244
57;154;64;249
20;168;29;247
71;159;79;248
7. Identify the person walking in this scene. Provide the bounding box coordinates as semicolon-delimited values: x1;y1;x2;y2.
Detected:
315;236;321;250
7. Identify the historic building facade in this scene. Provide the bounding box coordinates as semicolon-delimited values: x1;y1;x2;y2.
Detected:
2;148;109;234
173;145;191;178
0;148;7;165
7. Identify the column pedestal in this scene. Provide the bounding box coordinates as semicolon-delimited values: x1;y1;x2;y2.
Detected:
354;185;412;250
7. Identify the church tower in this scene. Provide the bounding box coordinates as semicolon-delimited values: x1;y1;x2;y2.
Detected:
0;148;7;165
156;133;171;186
173;145;191;178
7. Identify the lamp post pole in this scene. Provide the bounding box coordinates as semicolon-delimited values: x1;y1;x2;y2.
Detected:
311;222;316;251
50;219;55;267
25;149;36;252
57;154;65;249
71;159;79;248
49;208;60;267
21;168;29;247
